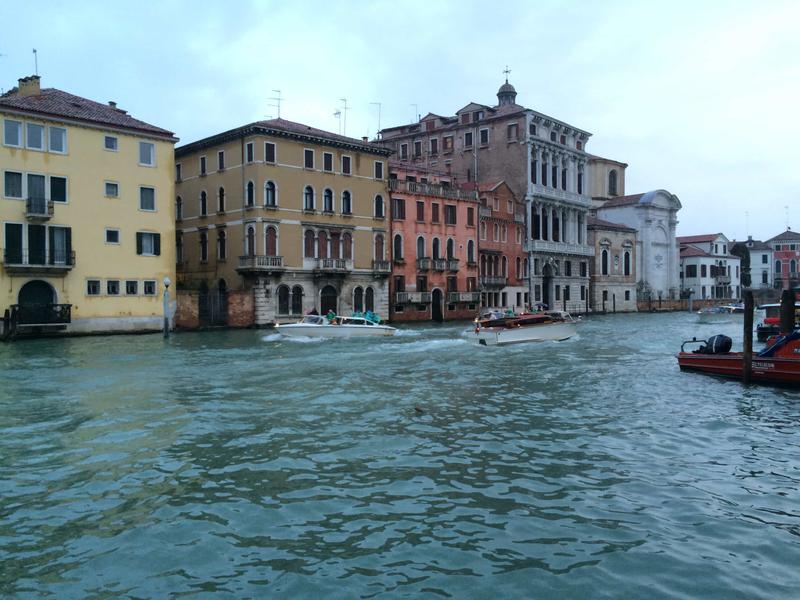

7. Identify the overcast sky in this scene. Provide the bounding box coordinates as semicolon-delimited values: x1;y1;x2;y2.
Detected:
2;0;798;241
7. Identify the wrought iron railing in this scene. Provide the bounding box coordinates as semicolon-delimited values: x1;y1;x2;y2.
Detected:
9;303;72;326
3;249;75;267
26;196;54;218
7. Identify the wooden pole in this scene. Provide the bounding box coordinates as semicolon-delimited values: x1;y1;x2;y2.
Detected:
743;290;753;384
779;289;794;334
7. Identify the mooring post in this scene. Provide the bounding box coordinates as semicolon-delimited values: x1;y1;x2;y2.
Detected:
780;289;794;334
743;290;753;384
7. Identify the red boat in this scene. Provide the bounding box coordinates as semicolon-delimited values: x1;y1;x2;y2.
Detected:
677;331;800;386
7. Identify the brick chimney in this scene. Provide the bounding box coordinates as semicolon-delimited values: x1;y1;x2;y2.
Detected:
108;101;117;109
18;75;41;97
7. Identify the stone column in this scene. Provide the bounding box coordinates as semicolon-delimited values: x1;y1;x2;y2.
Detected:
253;277;272;326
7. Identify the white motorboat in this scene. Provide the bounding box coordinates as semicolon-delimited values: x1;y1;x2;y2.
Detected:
473;310;577;346
697;305;741;323
276;314;397;338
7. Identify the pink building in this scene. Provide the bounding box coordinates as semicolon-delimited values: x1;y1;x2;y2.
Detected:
766;229;800;291
388;163;479;322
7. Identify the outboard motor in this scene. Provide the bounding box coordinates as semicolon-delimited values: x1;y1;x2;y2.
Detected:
695;334;732;354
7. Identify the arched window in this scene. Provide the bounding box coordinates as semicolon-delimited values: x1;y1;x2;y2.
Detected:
200;190;207;216
291;285;303;315
602;248;609;275
342;232;352;260
374;195;384;218
365;287;374;312
467;240;475;263
265;181;276;206
502;256;508;277
278;285;290;314
608;170;618;196
199;231;208;262
353;286;364;312
432;237;441;260
480;221;487;240
266;226;277;256
330;231;341;259
304;230;315;258
246;181;254;206
246;225;255;256
218;186;225;212
417;236;425;259
323;188;334;212
480;254;486;276
516;257;521;278
342;191;352;214
318;230;328;259
217;229;226;260
393;234;403;260
446;238;455;260
775;259;782;274
176;196;183;220
374;233;384;260
552;211;560;242
624;250;631;276
792;259;797;274
304;185;314;210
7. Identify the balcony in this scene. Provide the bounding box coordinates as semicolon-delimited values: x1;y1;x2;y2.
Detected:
480;276;507;288
714;275;731;285
448;291;480;303
479;205;492;218
372;259;391;275
237;255;284;275
9;303;71;328
3;249;75;275
447;259;460;271
315;258;351;272
432;259;447;271
530;183;590;206
417;257;431;271
396;291;432;304
388;178;475;200
26;197;54;220
526;240;595;257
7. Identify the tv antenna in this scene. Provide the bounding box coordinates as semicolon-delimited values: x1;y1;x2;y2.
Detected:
333;109;342;135
370;101;382;137
339;98;349;136
786;205;790;230
411;104;418;122
268;90;282;119
32;48;38;75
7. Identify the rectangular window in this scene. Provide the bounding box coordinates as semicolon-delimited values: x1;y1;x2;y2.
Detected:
550;131;557;142
686;264;697;277
432;203;440;223
265;142;276;163
139;141;155;166
464;131;473;148
507;123;518;140
342;155;351;175
143;280;157;295
200;156;207;175
126;280;139;295
560;134;566;145
139;187;156;211
416;201;425;222
136;232;161;256
105;229;120;244
580;285;586;300
26;123;44;150
444;205;457;225
4;120;22;146
392;198;405;220
762;254;768;264
625;290;631;301
323;152;333;172
479;128;489;145
49;127;67;153
87;279;101;295
107;280;120;295
246;142;254;163
580;261;587;277
529;123;537;136
105;181;119;197
701;264;707;277
217;150;225;170
374;161;384;179
564;285;570;301
467;206;474;226
104;135;118;151
443;136;454;152
555;285;561;301
27;173;45;201
400;143;408;159
413;141;422;157
429;138;438;155
50;176;67;202
565;260;572;277
175;163;182;181
4;171;22;198
304;149;314;169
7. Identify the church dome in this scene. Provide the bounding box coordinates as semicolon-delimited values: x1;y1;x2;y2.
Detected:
498;82;516;95
497;80;517;106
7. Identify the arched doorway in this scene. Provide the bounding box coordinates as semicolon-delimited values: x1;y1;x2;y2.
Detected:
15;280;64;327
542;263;553;309
19;280;56;306
320;285;338;315
431;288;444;322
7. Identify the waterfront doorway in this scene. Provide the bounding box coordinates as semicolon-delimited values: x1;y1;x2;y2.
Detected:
198;280;228;326
18;280;56;306
320;285;337;315
432;288;443;322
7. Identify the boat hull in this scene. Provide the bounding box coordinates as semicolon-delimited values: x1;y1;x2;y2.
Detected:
277;324;396;338
475;321;576;346
677;352;800;386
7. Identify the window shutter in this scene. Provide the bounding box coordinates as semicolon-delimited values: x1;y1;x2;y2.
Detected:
136;232;143;255
66;228;73;264
154;233;161;256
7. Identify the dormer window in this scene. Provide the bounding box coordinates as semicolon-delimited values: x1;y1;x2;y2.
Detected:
473;110;484;122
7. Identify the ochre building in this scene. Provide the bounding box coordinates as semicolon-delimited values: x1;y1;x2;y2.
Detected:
1;75;177;337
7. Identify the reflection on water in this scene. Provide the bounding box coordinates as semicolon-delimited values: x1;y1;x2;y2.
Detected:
1;313;799;598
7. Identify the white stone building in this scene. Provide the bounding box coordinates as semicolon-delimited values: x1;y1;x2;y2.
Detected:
678;234;741;300
732;237;773;290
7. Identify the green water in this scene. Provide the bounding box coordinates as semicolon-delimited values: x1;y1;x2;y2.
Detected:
1;313;799;598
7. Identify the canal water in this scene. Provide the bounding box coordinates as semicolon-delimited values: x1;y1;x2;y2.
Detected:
1;313;799;598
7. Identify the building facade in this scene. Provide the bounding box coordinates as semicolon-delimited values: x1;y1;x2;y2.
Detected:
379;79;594;313
1;75;177;336
175;119;392;325
588;154;628;205
766;229;800;291
732;236;773;291
387;164;479;321
678;233;741;300
587;216;638;312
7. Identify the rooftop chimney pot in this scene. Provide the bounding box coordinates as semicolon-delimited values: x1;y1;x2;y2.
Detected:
108;101;117;108
18;75;41;97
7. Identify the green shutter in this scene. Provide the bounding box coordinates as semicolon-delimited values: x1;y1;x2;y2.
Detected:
136;232;143;255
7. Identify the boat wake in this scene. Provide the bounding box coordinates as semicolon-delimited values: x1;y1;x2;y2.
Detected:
388;338;469;353
261;333;324;344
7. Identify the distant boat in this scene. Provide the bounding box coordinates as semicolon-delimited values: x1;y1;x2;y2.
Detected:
276;314;397;338
697;305;740;323
755;302;800;342
473;309;577;346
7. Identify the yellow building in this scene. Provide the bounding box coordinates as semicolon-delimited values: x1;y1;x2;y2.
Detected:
0;75;177;336
175;118;392;324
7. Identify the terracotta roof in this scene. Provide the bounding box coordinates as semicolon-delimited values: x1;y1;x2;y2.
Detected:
732;239;771;251
587;216;636;232
677;234;722;244
0;87;174;138
766;229;800;242
599;193;644;208
680;245;710;258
